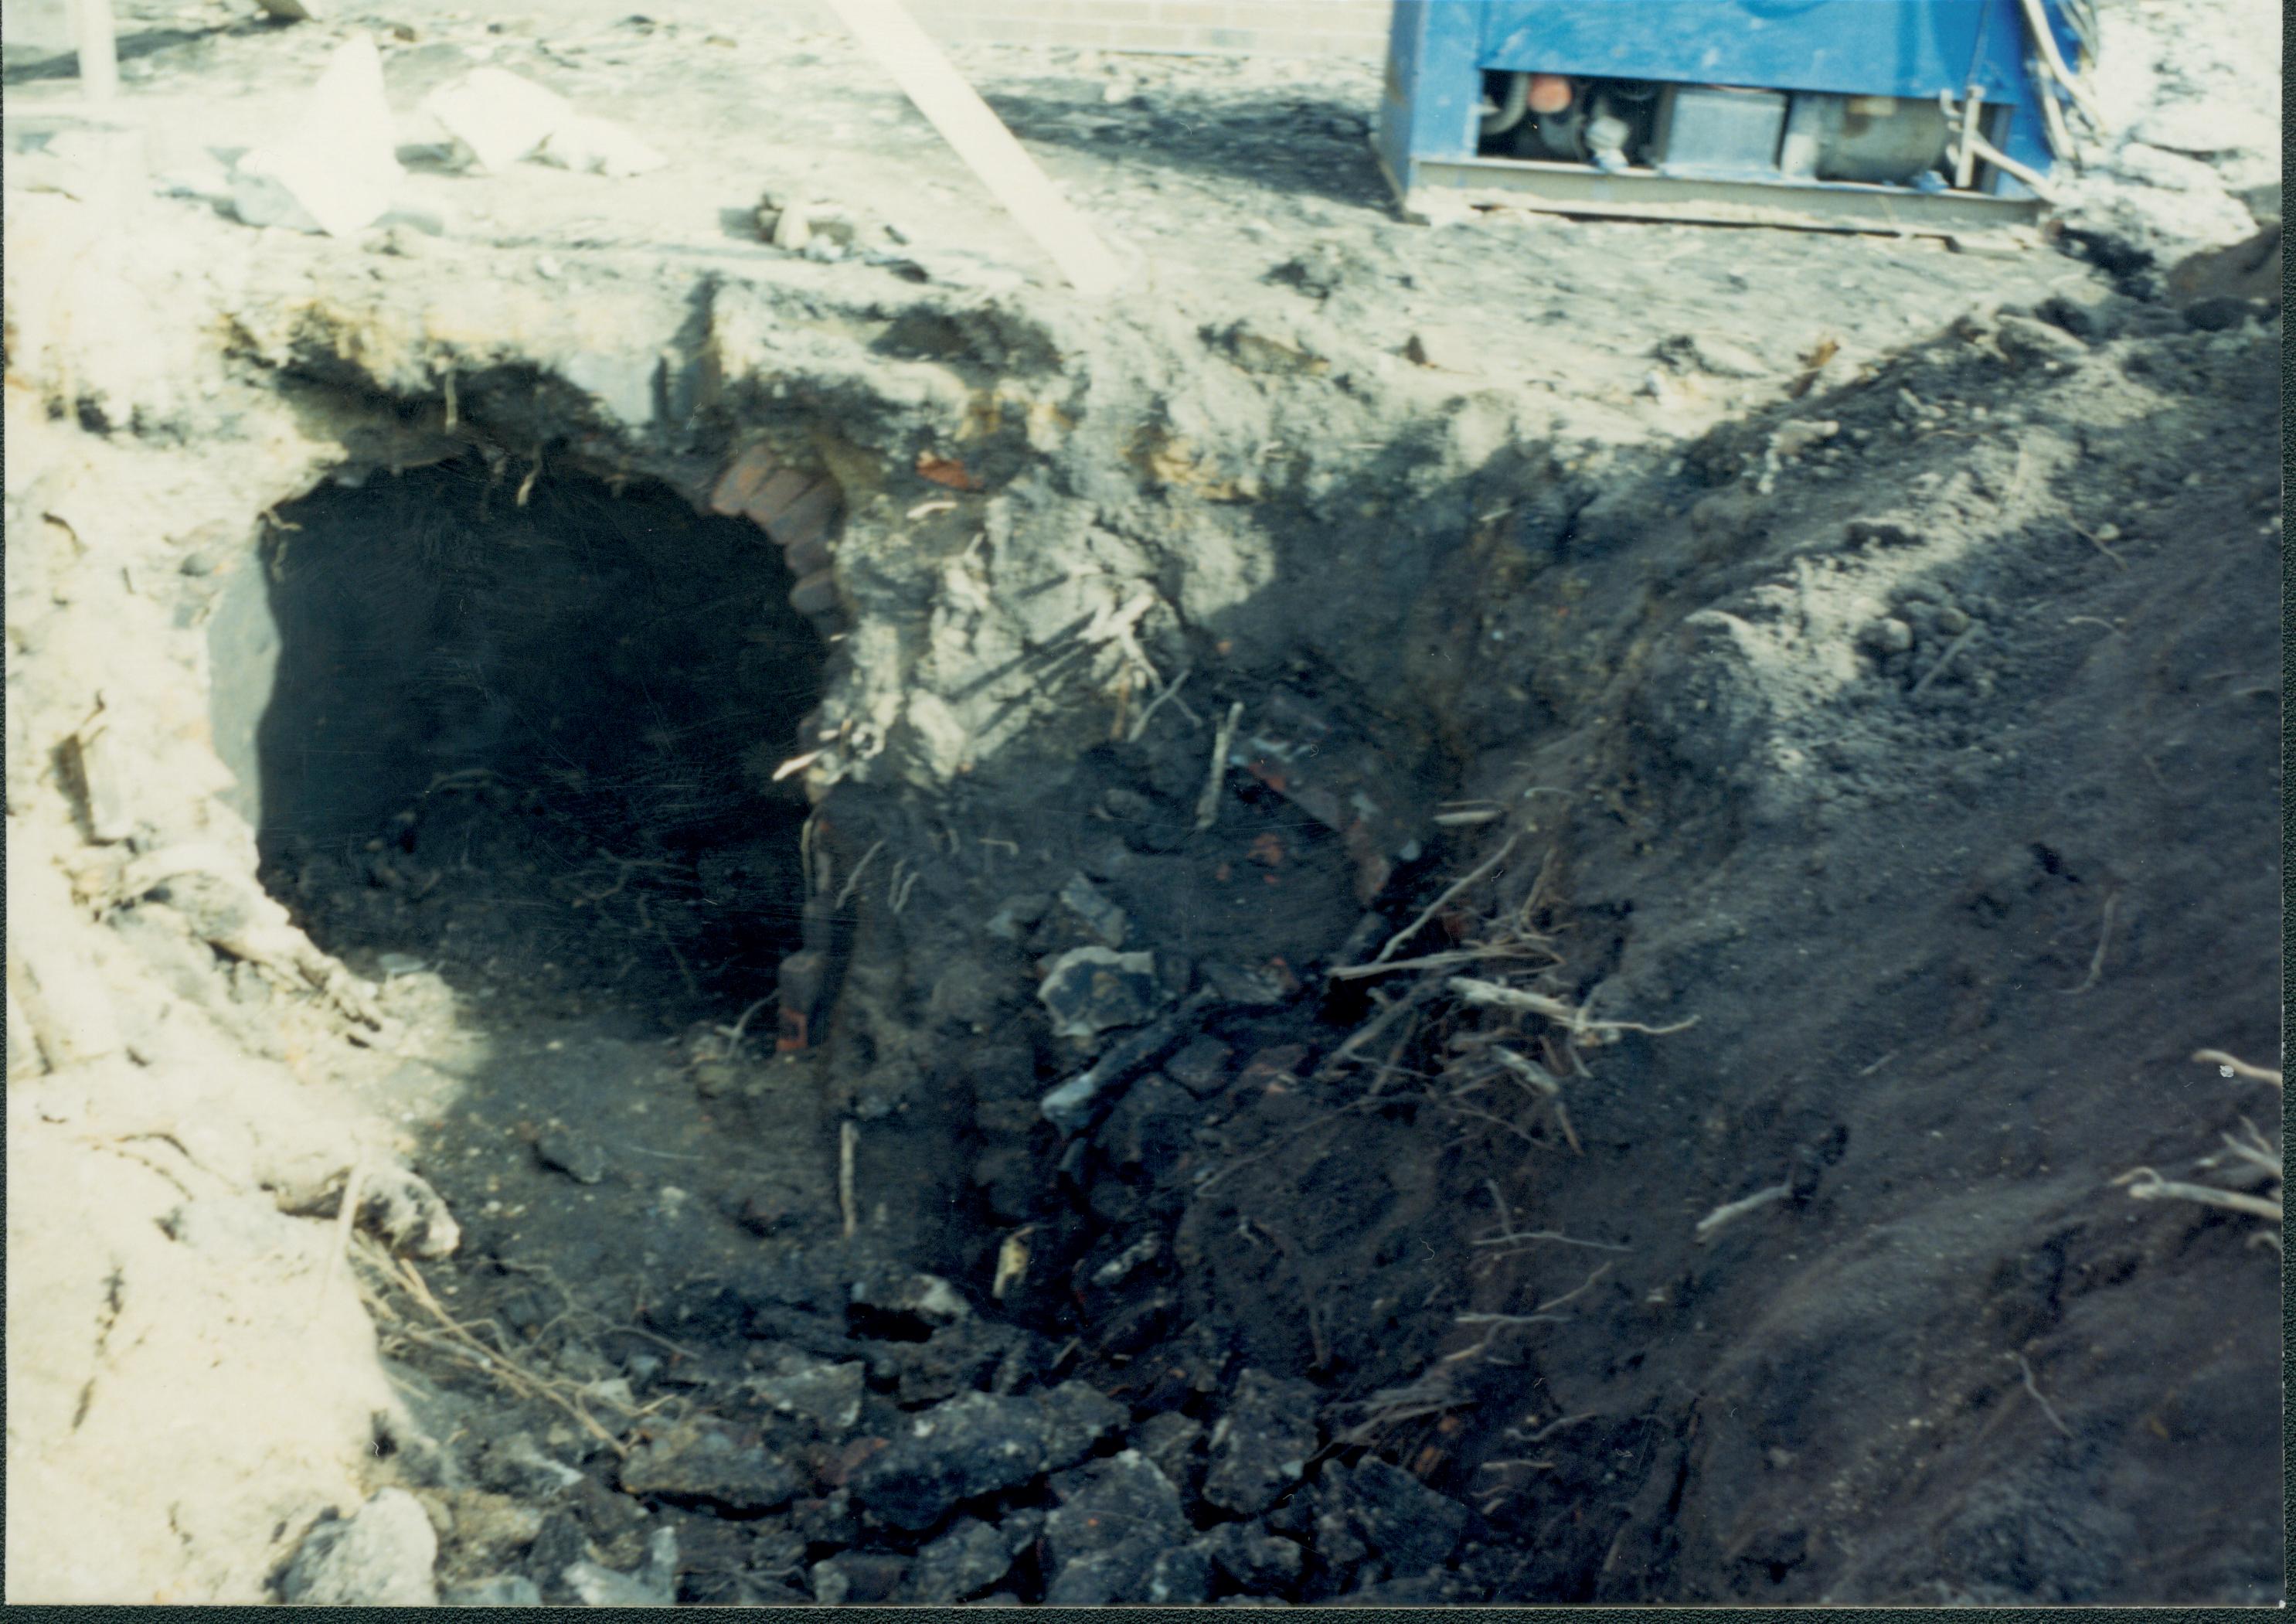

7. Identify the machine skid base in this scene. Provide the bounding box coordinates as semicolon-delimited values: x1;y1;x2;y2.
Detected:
1383;148;2045;238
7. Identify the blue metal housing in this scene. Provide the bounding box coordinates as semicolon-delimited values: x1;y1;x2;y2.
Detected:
1377;0;2082;226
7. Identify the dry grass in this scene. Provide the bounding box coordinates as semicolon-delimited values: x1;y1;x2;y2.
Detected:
351;1237;685;1457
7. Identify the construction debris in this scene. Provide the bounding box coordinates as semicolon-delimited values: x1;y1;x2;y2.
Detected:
229;36;403;236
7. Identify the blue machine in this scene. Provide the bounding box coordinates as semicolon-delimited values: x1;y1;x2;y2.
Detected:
1376;0;2096;231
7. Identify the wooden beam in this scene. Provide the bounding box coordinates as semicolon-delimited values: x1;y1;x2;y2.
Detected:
816;0;1129;300
73;0;117;100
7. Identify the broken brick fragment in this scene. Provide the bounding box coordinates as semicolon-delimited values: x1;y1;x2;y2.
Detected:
743;468;816;529
709;441;780;516
760;478;842;551
916;452;978;491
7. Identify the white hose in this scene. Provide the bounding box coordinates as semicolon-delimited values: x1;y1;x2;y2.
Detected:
1481;72;1530;137
2018;0;2106;129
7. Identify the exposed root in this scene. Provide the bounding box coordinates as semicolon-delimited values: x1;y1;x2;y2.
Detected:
1456;1261;1614;1332
2062;890;2118;995
1446;977;1699;1044
2192;1049;2281;1086
1329;942;1552;981
1369;835;1519;968
838;1120;859;1240
2112;1167;2281;1224
1126;662;1196;741
833;839;885;910
1318;979;1446;1080
2114;1050;2282;1251
1474;1227;1632;1255
352;1234;633;1458
1694;1180;1794;1243
1492;1045;1581;1155
1194;700;1245;830
2013;1352;2074;1439
1194;1098;1384;1197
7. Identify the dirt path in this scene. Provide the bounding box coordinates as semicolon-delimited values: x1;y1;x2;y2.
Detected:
4;0;2280;1604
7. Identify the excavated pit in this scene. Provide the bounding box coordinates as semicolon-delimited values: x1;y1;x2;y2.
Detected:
3;14;2279;1592
146;318;2281;1609
220;457;825;1026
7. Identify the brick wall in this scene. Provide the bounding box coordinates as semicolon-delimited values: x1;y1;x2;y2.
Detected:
922;0;1392;58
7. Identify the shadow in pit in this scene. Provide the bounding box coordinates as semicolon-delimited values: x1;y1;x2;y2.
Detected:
977;86;1387;211
207;445;868;1455
223;451;827;1023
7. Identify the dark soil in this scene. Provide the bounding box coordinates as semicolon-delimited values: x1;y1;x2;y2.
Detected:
253;279;2278;1605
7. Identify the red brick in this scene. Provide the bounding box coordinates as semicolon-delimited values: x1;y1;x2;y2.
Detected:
759;478;842;551
740;468;818;529
709;442;781;516
783;528;834;577
788;567;840;618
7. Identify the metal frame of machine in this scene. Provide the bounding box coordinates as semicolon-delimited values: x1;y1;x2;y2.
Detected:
1375;0;2096;233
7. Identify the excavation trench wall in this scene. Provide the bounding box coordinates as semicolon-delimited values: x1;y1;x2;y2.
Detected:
3;251;1535;1598
5;190;2281;1607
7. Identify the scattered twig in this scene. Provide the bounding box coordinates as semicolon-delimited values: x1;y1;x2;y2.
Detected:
1338;1368;1470;1444
1318;979;1444;1078
1515;1410;1598;1445
1364;1013;1422;1100
833;839;885;910
838;1121;859;1240
1372;836;1519;967
1492;1045;1580;1154
712;997;774;1061
2062;890;2118;995
1694;1180;1794;1243
1126;664;1194;741
313;1158;370;1313
2192;1049;2282;1086
1446;1101;1543;1151
1108;667;1133;741
1856;1049;1899;1077
1250;1218;1331;1369
2014;1353;2073;1438
1194;701;1245;831
1474;1228;1631;1255
1481;1177;1515;1238
1908;624;1978;697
